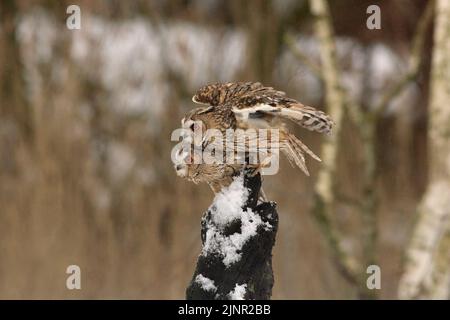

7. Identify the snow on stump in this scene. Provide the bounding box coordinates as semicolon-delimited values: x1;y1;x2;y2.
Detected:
186;170;279;300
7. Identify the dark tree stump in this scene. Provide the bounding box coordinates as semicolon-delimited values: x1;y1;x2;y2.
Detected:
186;170;279;300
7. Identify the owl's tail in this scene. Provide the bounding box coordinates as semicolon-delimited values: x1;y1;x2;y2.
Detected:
280;103;333;135
281;131;321;176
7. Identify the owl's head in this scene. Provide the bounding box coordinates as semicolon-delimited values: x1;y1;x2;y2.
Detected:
174;107;213;181
174;104;236;181
181;106;213;132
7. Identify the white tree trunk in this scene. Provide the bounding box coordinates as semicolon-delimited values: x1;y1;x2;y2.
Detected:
398;0;450;299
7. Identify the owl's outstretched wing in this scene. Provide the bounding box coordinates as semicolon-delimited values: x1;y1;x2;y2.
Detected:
231;90;333;135
193;82;333;135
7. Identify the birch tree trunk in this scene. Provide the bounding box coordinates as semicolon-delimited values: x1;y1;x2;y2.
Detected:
398;0;450;299
308;0;362;293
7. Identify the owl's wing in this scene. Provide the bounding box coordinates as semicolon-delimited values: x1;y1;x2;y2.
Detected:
231;90;334;135
192;82;271;106
193;82;333;135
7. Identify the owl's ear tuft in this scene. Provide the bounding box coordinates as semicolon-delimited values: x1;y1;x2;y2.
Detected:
197;106;215;115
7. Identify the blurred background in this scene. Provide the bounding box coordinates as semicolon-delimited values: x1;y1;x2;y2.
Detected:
0;0;448;299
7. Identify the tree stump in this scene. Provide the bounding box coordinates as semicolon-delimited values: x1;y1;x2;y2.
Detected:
186;170;279;300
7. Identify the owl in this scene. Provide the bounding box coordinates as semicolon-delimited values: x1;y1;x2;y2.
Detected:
174;82;333;194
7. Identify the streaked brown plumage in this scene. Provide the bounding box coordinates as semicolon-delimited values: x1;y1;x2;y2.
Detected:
175;82;333;194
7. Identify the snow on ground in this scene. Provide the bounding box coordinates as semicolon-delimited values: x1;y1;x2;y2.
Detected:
194;274;217;292
201;174;271;267
228;283;247;300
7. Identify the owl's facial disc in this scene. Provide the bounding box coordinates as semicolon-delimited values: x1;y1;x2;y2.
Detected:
175;113;210;180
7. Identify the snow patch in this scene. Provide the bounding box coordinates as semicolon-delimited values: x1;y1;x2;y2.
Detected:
228;283;247;300
195;274;217;292
201;175;271;267
209;175;249;226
